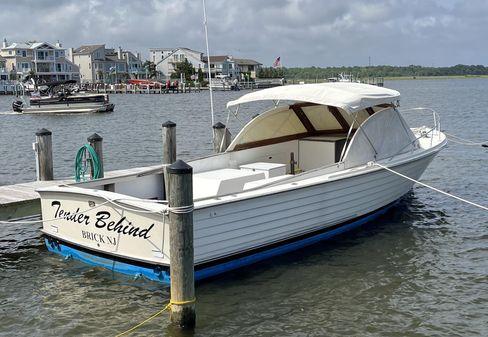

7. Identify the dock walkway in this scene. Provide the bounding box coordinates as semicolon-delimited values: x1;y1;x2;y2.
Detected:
0;165;160;220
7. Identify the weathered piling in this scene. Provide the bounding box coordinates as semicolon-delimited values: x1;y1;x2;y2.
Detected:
162;121;177;164
34;128;54;181
167;159;196;328
212;122;231;153
87;133;104;179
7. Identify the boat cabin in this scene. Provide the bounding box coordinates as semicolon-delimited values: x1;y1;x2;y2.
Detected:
185;83;416;200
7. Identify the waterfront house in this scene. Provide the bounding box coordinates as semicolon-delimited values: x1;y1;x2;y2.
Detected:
0;39;80;82
234;58;262;80
72;45;143;84
153;47;205;79
149;47;176;65
202;56;261;80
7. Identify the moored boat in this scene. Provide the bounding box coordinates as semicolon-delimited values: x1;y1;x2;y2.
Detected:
12;80;114;114
37;82;447;283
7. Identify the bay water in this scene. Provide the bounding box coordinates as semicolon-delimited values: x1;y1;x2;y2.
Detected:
0;79;487;336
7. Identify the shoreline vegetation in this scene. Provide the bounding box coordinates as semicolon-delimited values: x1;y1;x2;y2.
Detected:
257;64;488;81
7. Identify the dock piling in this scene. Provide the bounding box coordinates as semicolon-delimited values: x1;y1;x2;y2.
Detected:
162;121;177;164
87;133;104;179
212;122;231;153
167;159;195;329
34;128;54;181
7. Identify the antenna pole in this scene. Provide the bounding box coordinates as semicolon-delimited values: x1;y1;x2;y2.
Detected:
202;0;215;127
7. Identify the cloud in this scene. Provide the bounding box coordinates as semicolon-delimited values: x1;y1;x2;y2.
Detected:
1;0;487;67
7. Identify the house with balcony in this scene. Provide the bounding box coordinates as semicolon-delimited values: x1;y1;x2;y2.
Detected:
72;45;143;83
202;55;239;80
202;55;261;80
234;58;262;80
154;48;205;79
0;39;79;82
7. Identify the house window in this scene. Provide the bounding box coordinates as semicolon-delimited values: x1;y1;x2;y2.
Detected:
22;50;27;57
57;63;62;72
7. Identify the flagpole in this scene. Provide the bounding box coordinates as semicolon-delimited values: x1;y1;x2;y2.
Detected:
202;0;215;128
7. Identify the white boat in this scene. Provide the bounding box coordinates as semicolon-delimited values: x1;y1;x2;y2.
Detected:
328;73;360;83
12;80;114;114
37;82;446;283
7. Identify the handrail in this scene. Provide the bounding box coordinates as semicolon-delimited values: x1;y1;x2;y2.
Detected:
400;107;441;136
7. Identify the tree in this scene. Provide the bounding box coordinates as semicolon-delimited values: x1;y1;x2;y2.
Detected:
143;61;158;79
96;70;104;83
197;68;204;82
171;59;194;81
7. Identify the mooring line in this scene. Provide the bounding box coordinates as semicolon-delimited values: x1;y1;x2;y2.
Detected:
373;162;488;211
115;298;196;337
444;132;488;147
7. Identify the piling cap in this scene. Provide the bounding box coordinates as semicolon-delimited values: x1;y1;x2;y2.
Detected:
167;159;193;174
87;133;103;142
162;121;176;128
213;122;226;129
35;128;52;136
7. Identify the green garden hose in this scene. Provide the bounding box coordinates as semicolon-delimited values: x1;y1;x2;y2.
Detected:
75;144;101;182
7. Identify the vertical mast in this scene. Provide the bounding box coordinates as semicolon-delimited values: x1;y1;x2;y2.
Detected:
202;0;215;127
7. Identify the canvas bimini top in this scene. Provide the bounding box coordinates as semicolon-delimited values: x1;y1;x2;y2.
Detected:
226;82;400;114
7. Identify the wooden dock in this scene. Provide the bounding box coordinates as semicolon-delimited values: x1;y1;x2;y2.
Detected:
0;165;161;221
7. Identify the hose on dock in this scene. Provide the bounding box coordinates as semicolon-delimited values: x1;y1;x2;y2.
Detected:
75;144;101;182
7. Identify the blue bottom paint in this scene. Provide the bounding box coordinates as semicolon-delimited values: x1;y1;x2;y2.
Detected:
45;203;395;284
45;239;171;283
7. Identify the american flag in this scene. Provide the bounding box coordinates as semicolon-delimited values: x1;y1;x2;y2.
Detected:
272;56;281;68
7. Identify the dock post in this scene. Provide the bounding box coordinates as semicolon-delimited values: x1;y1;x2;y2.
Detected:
87;133;104;179
212;122;231;153
34;128;54;181
162;121;177;164
167;159;195;328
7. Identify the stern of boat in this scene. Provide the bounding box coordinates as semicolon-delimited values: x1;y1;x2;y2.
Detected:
38;186;171;281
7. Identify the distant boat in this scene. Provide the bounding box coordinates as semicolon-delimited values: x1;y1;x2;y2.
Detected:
328;73;360;83
127;79;163;88
38;82;446;283
210;75;232;90
12;80;114;114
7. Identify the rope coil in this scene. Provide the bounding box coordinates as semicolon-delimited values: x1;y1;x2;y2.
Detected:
75;144;102;182
166;204;194;215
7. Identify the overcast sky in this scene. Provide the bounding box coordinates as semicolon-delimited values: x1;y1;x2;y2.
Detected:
1;0;487;67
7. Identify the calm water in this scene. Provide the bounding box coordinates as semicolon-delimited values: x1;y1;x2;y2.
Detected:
0;80;487;336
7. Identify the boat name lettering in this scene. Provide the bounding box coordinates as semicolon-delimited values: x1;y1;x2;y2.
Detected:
94;211;154;239
81;230;116;246
52;201;90;225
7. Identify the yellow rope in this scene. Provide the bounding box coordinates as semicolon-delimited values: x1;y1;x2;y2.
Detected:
115;298;196;337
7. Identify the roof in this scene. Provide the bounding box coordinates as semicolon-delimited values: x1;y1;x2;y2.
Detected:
73;45;105;55
3;41;60;50
234;58;262;66
226;82;400;114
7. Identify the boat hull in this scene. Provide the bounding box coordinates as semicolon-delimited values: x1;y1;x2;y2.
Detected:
20;102;114;114
44;201;396;283
39;150;439;283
